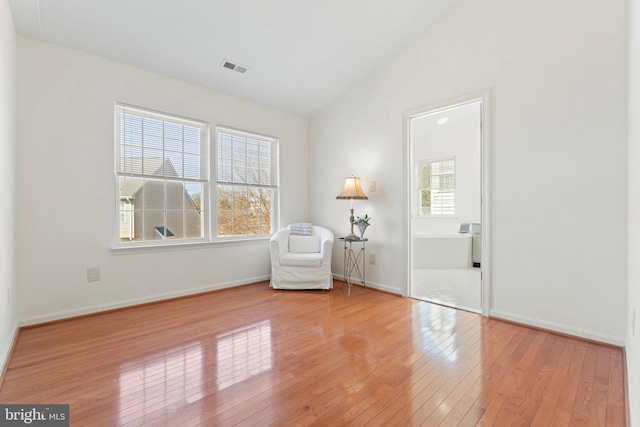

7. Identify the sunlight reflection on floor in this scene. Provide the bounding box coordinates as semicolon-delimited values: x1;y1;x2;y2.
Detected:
215;320;273;391
117;342;203;425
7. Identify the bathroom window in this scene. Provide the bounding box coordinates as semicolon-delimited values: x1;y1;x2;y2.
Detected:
418;157;455;216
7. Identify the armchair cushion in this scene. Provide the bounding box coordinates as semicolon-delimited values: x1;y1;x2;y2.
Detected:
280;252;323;267
289;235;321;253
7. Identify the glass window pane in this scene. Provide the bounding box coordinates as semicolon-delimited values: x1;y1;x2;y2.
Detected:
143;211;165;240
122;114;142;137
233;187;248;211
165;138;182;153
247;212;262;235
123;129;142;147
233;212;248;236
184;154;200;179
164;122;182;140
184;139;200;155
143;180;165;210
259;188;271;210
186;183;202;211
145;134;163;150
143;117;163;136
166;181;184;211
184;127;200;150
185;208;202;239
165;151;183;178
218;185;233;210
420;163;430;188
119;177;144;206
144;150;164;176
166;211;185;239
120;145;142;174
218;211;233;237
260;211;271;235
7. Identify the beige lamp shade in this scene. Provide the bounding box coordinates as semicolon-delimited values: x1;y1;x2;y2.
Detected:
336;176;368;200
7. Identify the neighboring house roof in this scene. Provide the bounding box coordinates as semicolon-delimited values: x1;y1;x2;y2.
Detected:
119;157;179;198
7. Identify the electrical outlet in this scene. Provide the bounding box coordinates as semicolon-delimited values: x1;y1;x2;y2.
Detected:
369;253;376;265
87;267;101;282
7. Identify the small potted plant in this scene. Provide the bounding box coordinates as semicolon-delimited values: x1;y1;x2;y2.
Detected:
352;214;371;238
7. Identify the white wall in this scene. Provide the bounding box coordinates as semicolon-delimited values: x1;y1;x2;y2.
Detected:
15;36;310;324
0;0;17;373
310;0;628;344
628;0;640;424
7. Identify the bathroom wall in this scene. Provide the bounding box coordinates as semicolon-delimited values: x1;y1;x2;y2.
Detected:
411;103;481;235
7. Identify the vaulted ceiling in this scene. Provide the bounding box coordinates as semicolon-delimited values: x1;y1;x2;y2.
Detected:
9;0;467;117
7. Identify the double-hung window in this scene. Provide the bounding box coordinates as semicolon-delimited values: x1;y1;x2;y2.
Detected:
216;127;278;237
115;104;209;245
418;157;455;216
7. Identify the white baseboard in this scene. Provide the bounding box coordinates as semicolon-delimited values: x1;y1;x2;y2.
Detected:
332;274;402;295
330;277;622;346
1;322;19;381
18;276;270;327
490;309;625;347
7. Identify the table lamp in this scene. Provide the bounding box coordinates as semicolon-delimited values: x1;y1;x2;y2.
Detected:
336;176;368;238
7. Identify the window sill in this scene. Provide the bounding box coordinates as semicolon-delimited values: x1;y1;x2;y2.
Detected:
112;236;271;255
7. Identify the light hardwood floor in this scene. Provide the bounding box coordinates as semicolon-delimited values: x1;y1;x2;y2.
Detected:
0;281;626;426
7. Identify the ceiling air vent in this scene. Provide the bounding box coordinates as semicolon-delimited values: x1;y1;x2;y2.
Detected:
221;59;249;74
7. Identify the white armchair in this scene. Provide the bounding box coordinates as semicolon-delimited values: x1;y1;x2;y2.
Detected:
269;225;334;290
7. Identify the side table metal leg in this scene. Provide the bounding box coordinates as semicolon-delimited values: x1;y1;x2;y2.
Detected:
341;241;347;291
361;247;367;291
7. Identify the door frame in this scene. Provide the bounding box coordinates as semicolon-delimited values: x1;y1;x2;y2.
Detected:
403;90;491;316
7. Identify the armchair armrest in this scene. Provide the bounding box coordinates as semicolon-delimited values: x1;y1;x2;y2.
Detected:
312;226;334;266
269;228;290;264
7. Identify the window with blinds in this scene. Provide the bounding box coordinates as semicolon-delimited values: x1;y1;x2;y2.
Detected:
115;104;209;245
216;127;278;237
418;157;455;216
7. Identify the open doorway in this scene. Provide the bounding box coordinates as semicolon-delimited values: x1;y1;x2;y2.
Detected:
406;97;487;313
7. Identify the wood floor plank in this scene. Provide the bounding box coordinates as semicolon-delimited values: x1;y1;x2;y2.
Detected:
550;340;589;427
571;342;600;425
0;281;626;426
475;329;546;425
530;338;578;426
590;345;612;426
606;347;626;427
501;334;565;425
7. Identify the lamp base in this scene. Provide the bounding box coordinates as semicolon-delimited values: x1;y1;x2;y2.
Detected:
346;208;358;239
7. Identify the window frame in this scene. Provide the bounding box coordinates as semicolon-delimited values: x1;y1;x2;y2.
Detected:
416;156;456;217
215;126;280;240
114;103;210;248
